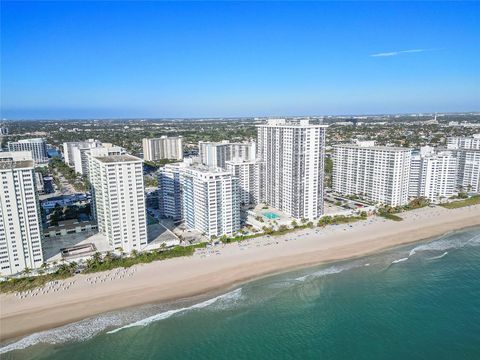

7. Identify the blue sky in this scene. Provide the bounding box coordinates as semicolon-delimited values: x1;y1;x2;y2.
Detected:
1;1;479;119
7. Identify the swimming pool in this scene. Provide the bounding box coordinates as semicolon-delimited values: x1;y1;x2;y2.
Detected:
263;212;280;219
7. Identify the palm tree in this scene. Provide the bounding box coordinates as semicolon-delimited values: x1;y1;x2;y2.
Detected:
92;252;102;263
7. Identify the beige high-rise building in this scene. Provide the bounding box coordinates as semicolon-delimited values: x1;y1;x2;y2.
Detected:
143;136;183;161
198;141;256;169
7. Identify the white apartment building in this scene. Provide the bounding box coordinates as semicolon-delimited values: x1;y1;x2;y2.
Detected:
88;153;147;253
80;144;126;176
158;163;184;220
446;135;480;193
257;119;327;220
199;141;256;169
7;138;48;164
182;166;240;238
63;140;125;176
63;140;101;167
225;159;263;206
409;147;458;203
158;163;241;238
333;141;411;207
0;151;44;276
456;149;480;193
143;136;183;161
447;134;480;150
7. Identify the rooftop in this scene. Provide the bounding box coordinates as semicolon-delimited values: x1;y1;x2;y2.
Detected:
334;144;412;152
9;138;45;143
94;154;142;163
0;160;34;170
256;119;328;128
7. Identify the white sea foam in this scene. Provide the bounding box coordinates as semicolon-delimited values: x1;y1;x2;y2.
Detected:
0;288;242;354
295;265;355;282
391;257;408;264
409;233;480;257
0;311;133;355
428;251;448;260
107;288;242;334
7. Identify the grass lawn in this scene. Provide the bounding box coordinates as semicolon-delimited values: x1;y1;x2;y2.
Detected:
378;212;403;221
440;196;480;209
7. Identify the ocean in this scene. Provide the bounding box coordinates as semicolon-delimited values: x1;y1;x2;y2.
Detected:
2;226;480;360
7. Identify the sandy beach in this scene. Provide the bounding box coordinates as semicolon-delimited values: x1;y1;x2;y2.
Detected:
1;204;479;342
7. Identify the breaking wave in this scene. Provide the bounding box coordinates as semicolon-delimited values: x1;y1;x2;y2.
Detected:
0;311;135;355
295;264;357;282
391;257;408;264
107;288;242;334
428;251;448;260
409;233;480;257
0;288;242;355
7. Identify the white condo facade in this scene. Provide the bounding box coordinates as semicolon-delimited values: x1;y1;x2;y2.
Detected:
257;119;327;220
182;166;240;238
333;141;411;207
0;151;44;276
158;163;184;220
158;162;241;238
143;136;184;161
447;134;480;150
456;149;480;193
88;153;147;253
447;134;480;193
63;140;125;176
7;138;48;164
409;147;458;203
198;141;256;169
225;159;263;206
63;140;101;167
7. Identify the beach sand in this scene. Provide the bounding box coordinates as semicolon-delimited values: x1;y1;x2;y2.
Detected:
1;205;479;342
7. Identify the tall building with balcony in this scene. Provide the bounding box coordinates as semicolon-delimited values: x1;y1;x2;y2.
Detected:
447;135;480;193
88;153;147;253
257;119;327;220
409;147;458;203
81;144;126;176
158;162;241;238
225;159;263;206
63;139;101;167
333;141;411;207
0;151;44;276
198;141;256;169
456;149;480;193
158;163;184;221
447;134;480;150
143;136;183;161
7;138;48;164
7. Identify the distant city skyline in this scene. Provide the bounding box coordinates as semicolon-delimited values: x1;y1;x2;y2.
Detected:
1;1;479;119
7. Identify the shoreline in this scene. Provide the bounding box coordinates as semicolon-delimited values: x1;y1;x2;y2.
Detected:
1;205;479;343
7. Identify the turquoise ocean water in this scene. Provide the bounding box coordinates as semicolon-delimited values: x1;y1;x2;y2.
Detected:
2;226;480;360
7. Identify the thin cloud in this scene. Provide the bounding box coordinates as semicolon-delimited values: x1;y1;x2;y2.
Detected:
370;48;437;57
